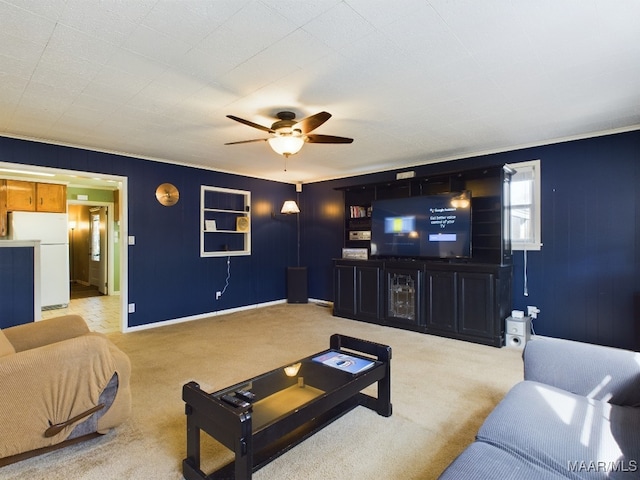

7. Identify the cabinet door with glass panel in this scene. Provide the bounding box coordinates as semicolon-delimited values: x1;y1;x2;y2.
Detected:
200;186;251;257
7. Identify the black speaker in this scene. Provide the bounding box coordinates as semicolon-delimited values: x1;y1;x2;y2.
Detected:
287;267;308;304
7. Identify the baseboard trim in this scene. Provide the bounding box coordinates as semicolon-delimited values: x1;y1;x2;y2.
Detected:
124;299;287;333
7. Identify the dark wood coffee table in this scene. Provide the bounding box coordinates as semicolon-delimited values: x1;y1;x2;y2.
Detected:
182;334;392;480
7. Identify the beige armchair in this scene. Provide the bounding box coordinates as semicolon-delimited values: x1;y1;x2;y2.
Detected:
0;315;131;466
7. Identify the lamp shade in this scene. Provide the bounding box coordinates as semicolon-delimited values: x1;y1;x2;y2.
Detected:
268;135;304;157
281;200;300;214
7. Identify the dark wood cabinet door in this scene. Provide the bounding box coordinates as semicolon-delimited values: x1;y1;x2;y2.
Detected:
458;271;494;339
334;264;356;316
425;269;457;333
356;265;382;321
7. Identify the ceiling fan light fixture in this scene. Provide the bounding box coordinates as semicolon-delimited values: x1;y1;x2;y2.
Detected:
267;135;305;157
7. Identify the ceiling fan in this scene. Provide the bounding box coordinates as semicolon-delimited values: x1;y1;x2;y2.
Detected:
225;111;353;157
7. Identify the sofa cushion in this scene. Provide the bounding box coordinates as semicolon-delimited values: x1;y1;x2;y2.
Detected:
439;441;569;480
477;381;640;479
0;330;15;358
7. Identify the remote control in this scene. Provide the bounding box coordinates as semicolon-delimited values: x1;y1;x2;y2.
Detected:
220;394;250;409
235;389;256;402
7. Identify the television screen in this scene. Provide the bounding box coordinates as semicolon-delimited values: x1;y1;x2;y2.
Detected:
370;192;472;259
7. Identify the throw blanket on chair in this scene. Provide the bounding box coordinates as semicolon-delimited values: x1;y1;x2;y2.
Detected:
0;333;117;459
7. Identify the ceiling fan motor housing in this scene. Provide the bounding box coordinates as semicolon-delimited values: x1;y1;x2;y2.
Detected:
272;111;300;135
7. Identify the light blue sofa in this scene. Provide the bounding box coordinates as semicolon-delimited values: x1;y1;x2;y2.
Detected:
439;336;640;479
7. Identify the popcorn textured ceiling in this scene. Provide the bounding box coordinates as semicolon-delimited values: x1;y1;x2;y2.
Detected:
0;0;639;184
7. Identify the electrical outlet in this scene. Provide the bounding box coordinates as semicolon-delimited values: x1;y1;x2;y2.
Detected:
128;303;135;313
527;306;540;318
216;291;222;300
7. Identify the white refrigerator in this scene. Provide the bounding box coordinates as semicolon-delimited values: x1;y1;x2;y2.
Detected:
9;211;70;309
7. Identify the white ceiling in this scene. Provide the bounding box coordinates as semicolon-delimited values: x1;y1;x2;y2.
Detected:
1;0;639;185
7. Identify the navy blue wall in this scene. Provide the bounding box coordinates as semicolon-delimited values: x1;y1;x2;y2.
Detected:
0;136;298;328
302;130;640;350
4;130;640;349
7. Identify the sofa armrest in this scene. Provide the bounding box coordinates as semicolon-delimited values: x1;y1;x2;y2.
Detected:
523;335;640;406
2;315;90;352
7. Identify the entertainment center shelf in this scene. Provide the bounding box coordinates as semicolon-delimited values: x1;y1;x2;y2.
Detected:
334;165;513;347
337;165;512;265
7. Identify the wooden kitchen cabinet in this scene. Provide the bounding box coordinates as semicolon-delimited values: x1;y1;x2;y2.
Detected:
4;180;36;211
0;181;5;236
1;180;66;213
0;206;5;236
35;182;67;212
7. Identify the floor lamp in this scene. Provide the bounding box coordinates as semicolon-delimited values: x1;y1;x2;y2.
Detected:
281;195;307;303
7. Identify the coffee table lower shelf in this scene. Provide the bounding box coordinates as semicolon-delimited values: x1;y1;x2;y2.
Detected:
182;334;392;480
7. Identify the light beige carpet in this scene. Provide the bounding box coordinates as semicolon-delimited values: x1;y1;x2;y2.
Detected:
2;303;524;479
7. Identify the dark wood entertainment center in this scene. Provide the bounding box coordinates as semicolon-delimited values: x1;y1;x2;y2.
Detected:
333;165;513;347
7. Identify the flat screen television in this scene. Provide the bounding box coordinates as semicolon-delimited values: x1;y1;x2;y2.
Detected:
370;192;472;259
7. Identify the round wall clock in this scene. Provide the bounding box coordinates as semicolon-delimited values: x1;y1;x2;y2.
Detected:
155;183;180;206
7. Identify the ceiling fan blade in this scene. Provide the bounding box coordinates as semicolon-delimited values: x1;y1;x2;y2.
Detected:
294;111;331;134
226;115;275;134
306;134;354;144
224;138;268;145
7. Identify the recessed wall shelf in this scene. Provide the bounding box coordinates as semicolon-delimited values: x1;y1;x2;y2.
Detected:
200;185;251;257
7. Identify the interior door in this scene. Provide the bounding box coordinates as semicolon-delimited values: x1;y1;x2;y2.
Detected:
89;206;108;294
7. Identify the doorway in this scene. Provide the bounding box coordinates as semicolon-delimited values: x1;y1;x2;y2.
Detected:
68;203;114;298
0;161;128;333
